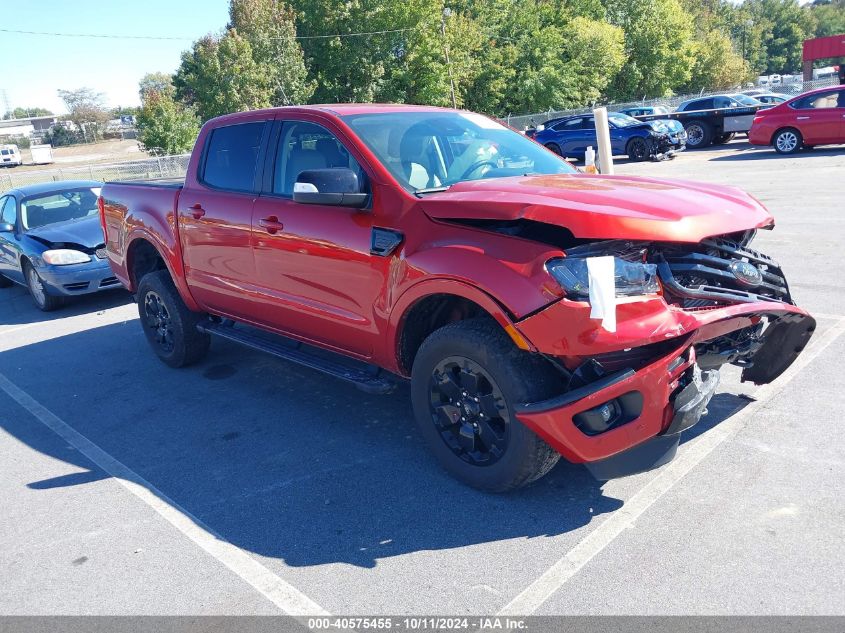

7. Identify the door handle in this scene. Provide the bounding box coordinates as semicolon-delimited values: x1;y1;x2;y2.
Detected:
189;203;206;219
796;116;810;120
259;216;284;234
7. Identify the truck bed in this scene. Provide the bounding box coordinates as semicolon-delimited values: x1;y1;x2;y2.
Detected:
105;177;185;189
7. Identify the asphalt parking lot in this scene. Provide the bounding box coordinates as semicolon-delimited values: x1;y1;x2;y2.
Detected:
1;140;843;616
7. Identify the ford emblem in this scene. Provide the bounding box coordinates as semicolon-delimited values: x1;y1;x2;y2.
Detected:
729;260;763;287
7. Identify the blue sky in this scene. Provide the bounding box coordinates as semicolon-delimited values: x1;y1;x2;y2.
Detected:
0;0;231;115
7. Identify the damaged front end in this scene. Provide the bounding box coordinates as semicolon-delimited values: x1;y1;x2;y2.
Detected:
513;233;815;479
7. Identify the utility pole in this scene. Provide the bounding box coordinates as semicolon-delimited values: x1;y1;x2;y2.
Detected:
441;7;458;109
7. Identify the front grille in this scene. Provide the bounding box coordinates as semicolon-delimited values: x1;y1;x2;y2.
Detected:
99;277;119;287
656;238;792;308
63;281;90;291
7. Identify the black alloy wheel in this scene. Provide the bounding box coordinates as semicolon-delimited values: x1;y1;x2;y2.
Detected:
627;137;649;162
143;290;175;354
429;356;510;466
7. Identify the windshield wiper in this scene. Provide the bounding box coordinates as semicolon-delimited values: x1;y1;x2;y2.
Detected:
414;185;451;197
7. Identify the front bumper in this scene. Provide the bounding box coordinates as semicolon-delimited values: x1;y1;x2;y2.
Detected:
513;299;814;475
35;258;123;296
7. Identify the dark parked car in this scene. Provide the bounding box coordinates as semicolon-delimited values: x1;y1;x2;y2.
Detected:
619;106;670;117
533;112;685;161
0;180;122;311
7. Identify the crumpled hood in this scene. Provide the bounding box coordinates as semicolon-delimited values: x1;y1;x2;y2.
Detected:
26;216;104;249
646;119;684;134
420;174;773;243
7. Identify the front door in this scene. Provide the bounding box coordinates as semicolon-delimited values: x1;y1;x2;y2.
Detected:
250;120;382;357
178;119;270;316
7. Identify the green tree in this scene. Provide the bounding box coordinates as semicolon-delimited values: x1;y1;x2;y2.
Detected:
744;0;815;73
139;72;176;102
136;90;201;155
809;0;845;39
604;0;697;99
2;107;53;120
56;87;110;141
174;29;273;120
685;30;751;91
229;0;313;104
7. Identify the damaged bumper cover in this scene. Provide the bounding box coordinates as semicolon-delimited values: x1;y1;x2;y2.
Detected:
513;299;815;478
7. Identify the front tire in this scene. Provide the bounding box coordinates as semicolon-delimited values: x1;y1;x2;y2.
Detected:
24;262;63;311
411;319;562;492
713;132;736;145
626;137;649;162
136;270;210;368
773;128;802;154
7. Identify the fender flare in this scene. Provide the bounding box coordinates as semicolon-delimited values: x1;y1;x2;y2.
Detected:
384;277;538;373
125;229;201;312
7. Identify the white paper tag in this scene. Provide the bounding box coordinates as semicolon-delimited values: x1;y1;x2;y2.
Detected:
587;256;617;333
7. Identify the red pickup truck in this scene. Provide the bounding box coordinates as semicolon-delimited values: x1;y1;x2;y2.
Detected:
100;104;815;491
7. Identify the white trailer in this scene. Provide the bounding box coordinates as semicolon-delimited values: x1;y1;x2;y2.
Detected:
29;144;54;165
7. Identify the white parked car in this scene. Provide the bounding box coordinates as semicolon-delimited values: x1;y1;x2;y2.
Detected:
0;144;23;167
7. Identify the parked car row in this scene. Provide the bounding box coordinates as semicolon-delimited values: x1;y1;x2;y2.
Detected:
523;84;844;158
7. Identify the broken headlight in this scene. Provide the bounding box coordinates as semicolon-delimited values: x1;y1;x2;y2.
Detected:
547;257;660;300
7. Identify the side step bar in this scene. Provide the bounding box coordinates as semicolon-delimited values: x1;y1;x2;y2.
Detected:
197;320;398;394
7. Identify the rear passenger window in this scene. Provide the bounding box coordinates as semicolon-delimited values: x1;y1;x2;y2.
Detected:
202;122;266;192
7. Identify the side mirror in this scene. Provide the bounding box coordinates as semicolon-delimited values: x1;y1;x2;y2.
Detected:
0;222;14;233
293;168;369;208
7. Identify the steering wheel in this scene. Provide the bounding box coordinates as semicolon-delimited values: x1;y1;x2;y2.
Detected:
460;160;499;180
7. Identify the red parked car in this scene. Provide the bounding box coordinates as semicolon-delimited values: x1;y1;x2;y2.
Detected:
749;85;845;154
100;105;814;491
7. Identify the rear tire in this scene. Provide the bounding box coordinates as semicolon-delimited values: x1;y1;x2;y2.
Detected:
684;120;713;149
24;262;64;312
713;132;736;145
136;270;210;368
411;319;563;492
773;128;802;154
626;137;649;162
544;142;562;156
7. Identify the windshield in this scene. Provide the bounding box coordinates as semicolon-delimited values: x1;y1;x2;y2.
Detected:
21;187;101;230
608;113;640;128
342;111;576;192
732;94;763;106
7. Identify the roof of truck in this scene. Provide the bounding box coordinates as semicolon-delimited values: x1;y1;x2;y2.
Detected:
207;103;456;125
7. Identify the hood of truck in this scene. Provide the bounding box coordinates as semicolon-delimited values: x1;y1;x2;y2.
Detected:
420;174;773;243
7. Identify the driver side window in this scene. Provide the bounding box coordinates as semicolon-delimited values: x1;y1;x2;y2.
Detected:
1;196;17;227
273;122;363;196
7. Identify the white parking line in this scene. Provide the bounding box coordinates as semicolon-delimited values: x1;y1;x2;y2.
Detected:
498;316;845;616
0;372;330;616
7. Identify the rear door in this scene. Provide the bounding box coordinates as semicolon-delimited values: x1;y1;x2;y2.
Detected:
178;117;271;316
248;118;381;357
789;90;843;144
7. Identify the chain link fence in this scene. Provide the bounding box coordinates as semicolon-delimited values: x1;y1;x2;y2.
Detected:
0;154;191;190
502;77;841;130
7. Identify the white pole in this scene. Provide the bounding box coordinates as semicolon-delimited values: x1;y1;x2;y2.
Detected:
593;106;614;175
